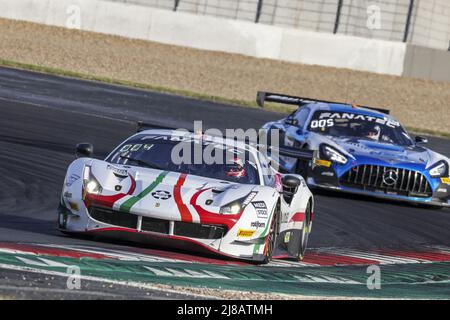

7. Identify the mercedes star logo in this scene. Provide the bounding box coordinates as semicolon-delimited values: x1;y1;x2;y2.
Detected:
382;170;398;186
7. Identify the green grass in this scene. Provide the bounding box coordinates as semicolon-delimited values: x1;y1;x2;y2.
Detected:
1;58;449;139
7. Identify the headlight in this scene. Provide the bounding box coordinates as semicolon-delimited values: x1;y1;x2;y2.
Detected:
320;144;348;164
82;165;102;197
219;200;242;215
429;161;449;177
218;192;257;215
85;180;99;193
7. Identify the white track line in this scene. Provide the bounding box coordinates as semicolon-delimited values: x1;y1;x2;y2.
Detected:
327;249;430;265
0;263;215;299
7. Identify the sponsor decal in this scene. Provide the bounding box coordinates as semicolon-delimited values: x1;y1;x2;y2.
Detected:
242;191;258;207
284;232;291;243
314;159;331;168
68;202;79;211
107;165;128;178
65;174;80;187
441;177;450;185
250;221;266;229
63;191;72;199
237;229;256;238
317;112;400;128
152;190;172;200
282;211;290;223
252;201;268;218
256;210;268;218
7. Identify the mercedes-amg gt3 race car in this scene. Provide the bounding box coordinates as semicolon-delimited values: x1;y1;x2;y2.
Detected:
58;126;315;263
258;91;450;207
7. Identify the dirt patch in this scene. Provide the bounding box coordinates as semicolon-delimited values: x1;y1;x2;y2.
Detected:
0;18;449;133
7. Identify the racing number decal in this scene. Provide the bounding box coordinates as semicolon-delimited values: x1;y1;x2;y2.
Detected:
119;144;154;152
310;119;334;129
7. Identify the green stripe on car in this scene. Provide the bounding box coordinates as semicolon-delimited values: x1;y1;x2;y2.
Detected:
120;171;169;212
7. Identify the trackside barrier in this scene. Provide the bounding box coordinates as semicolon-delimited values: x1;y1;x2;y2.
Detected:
0;0;408;76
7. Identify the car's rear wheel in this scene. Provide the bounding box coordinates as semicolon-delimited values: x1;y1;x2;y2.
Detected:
297;200;312;261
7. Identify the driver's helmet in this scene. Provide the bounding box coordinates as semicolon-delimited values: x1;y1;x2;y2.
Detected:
364;124;381;141
226;157;246;178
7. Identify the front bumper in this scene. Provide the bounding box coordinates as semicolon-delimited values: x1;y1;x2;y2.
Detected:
306;163;450;207
57;204;270;263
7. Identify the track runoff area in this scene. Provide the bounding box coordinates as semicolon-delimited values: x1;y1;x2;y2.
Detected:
0;67;449;300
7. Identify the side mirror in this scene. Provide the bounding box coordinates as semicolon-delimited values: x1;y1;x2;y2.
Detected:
76;143;94;158
284;117;299;126
281;175;301;189
281;175;301;203
415;136;428;144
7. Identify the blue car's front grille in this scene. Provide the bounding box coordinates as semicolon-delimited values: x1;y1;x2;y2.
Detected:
339;165;432;198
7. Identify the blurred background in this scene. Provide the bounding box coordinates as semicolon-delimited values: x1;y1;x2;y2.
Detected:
119;0;450;50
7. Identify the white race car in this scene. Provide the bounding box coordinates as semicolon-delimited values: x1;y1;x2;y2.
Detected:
58;126;315;263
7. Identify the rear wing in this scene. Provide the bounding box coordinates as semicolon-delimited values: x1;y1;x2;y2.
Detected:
137;121;177;132
256;91;390;115
136;121;315;162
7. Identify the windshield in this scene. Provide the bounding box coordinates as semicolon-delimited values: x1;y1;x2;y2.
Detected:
308;111;413;146
106;134;260;185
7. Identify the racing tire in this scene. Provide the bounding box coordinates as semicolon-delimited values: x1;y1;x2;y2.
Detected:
262;203;280;264
296;200;312;261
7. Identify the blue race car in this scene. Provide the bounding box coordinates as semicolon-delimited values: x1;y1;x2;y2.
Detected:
258;92;450;207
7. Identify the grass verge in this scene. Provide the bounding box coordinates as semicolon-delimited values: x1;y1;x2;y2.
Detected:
2;58;449;139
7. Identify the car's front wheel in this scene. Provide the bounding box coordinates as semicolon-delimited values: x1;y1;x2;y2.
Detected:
297;200;312;261
262;204;280;264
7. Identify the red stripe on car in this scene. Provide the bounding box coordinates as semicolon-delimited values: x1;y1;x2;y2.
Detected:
174;173;193;222
84;174;136;208
190;188;241;230
290;212;305;222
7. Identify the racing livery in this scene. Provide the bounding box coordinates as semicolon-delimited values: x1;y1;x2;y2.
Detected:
58;127;315;263
258;91;450;207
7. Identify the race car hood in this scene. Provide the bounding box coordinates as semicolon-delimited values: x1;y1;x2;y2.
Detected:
310;133;447;169
87;160;257;221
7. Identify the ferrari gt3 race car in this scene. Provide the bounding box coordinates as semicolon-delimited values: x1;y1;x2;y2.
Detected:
258;92;450;207
58;126;315;263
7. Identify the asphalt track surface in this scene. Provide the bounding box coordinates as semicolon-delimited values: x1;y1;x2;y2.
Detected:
0;67;449;299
